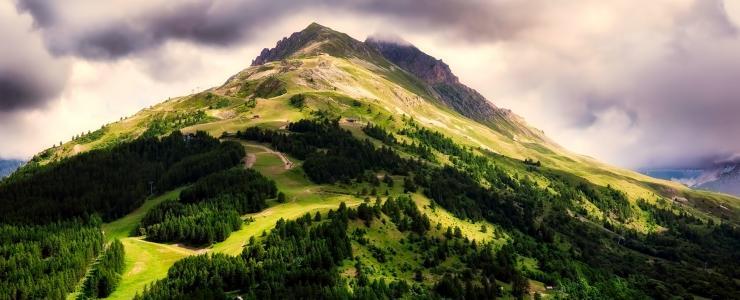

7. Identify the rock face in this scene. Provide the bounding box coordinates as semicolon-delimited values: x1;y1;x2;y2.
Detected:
251;23;382;66
365;37;460;85
365;37;543;140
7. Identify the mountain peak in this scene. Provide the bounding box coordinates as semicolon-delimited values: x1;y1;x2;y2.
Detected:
251;23;380;66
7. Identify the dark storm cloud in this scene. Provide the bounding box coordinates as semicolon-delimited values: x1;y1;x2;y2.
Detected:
0;72;62;111
0;2;67;112
14;0;54;26
14;0;534;60
15;0;302;60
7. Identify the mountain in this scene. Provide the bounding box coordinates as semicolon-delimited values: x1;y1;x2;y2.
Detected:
3;23;739;299
643;161;740;197
697;162;740;196
0;159;23;179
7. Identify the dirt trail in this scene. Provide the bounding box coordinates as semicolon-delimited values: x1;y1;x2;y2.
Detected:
248;144;294;170
244;153;257;168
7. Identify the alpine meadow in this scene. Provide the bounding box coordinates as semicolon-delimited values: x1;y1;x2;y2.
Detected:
1;22;738;300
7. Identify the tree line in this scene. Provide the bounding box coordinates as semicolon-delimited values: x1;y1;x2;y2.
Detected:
78;239;125;299
236;118;414;184
140;168;277;245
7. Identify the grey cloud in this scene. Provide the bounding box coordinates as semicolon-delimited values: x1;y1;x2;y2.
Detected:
14;0;535;60
14;0;54;26
15;0;303;60
0;72;62;111
0;2;68;112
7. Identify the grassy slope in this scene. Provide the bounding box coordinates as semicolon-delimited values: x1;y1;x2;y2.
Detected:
107;238;196;300
102;188;184;240
99;189;192;300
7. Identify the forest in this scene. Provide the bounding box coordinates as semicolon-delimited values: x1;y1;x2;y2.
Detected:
0;131;240;223
0;220;103;300
136;191;537;299
0;131;247;299
78;239;125;299
140;168;277;245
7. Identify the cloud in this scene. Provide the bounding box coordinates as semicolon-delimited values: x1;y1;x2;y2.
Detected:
0;1;68;112
15;0;304;60
13;0;540;60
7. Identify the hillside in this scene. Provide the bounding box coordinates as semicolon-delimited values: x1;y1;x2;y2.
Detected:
2;23;739;299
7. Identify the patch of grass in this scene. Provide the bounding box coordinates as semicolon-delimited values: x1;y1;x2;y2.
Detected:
413;193;508;246
102;188;184;241
105;238;196;300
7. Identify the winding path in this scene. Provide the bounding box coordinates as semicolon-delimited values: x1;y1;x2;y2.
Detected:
243;143;294;170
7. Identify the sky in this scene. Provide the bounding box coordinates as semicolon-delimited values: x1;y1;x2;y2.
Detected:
1;0;740;170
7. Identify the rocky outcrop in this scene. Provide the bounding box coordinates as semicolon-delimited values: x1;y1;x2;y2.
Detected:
252;23;383;66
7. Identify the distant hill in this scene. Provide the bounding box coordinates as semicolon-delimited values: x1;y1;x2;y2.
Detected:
644;162;740;197
0;159;23;179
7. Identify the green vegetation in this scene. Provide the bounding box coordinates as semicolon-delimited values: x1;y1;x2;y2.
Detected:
102;189;183;241
78;239;125;299
107;238;195;300
0;131;234;223
142;111;211;138
140;169;277;245
237;118;411;184
288;93;306;108
226;119;738;298
73;126;108;144
0;220;103;300
0;132;248;299
254;77;287;99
